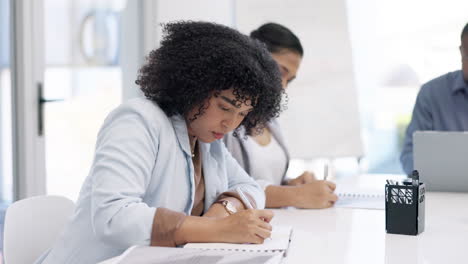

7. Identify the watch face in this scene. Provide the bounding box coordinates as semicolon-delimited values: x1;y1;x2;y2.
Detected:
225;201;237;214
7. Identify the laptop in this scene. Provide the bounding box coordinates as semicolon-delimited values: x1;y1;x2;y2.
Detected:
413;131;468;192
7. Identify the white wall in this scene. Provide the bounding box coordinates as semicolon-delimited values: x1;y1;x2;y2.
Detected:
346;0;468;173
236;0;363;159
120;0;236;100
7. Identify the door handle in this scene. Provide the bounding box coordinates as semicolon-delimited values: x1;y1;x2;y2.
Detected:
37;82;64;136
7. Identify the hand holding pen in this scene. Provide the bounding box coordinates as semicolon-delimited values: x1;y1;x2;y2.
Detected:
237;187;271;223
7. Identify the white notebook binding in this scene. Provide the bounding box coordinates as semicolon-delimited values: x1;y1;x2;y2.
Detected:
335;191;385;210
183;225;293;256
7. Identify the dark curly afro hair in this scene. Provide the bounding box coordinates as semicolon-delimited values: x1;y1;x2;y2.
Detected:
135;21;284;136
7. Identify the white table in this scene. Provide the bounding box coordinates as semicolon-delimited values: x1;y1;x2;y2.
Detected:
274;192;468;264
101;174;468;264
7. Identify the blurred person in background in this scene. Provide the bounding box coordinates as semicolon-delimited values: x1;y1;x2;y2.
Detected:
224;23;338;209
401;22;468;175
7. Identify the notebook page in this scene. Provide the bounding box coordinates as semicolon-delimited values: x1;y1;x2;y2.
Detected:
109;246;283;264
334;186;385;210
184;225;292;252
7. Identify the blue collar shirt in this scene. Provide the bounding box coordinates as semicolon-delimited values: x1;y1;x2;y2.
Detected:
400;70;468;174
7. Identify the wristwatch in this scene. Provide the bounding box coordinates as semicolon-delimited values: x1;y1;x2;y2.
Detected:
215;200;237;215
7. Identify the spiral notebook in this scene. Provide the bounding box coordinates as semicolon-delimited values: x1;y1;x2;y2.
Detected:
334;187;385;210
105;246;284;264
184;225;293;256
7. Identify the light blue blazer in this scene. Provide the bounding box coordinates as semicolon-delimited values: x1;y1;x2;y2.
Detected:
35;98;265;264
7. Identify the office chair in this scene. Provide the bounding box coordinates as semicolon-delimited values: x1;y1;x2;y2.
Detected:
3;195;74;264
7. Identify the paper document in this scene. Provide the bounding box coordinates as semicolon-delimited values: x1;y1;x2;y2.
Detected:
334;186;385;210
108;246;283;264
184;225;292;255
335;192;384;210
332;174;404;210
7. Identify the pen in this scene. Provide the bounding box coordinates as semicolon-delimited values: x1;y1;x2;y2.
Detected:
236;187;253;209
236;187;271;239
324;164;329;181
412;170;419;187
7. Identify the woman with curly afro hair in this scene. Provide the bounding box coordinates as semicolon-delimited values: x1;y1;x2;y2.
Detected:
35;21;283;264
224;23;338;209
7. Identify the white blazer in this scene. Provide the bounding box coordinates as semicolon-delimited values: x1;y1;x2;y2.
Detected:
35;98;265;264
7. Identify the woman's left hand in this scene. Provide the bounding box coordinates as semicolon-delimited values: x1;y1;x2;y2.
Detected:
287;171;316;186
